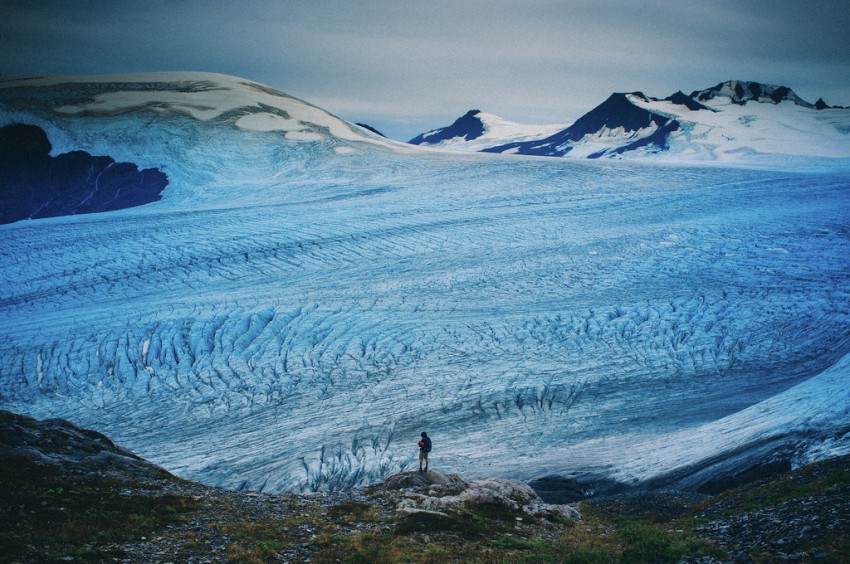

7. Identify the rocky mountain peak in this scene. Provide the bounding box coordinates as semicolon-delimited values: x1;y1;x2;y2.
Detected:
690;80;813;107
408;109;485;145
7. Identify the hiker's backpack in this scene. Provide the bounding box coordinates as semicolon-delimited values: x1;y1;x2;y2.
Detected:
424;436;432;452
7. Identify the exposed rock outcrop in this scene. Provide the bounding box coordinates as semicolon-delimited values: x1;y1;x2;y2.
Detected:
408;109;485;145
386;470;581;522
0;123;167;224
0;410;171;483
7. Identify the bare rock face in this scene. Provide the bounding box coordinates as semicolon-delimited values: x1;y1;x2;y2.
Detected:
385;471;581;521
0;123;167;224
0;410;172;483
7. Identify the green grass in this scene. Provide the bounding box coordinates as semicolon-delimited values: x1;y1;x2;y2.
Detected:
0;456;198;562
491;534;542;551
393;498;527;542
617;519;725;563
713;467;850;515
760;469;850;507
317;493;725;563
394;510;485;537
328;500;377;521
472;500;526;521
214;512;325;563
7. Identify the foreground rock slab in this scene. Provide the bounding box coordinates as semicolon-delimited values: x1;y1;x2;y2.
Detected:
387;470;582;522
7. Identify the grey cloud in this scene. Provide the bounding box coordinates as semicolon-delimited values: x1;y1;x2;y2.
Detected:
2;0;847;140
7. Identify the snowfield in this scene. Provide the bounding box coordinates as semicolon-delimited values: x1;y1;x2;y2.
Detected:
628;93;850;162
1;73;849;493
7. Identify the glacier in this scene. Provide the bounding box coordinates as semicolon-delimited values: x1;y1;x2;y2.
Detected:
1;73;850;494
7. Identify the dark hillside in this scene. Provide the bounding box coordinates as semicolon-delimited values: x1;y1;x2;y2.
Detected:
0;123;167;224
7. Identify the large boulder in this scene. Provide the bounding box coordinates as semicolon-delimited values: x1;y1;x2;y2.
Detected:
387;472;581;521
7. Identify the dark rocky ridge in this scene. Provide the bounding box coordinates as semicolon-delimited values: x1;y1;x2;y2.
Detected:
354;122;386;137
690;80;814;108
664;90;714;111
408;109;485;145
0;123;167;224
0;410;171;482
812;98;846;110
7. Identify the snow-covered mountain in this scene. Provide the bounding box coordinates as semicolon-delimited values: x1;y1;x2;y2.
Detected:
487;92;683;159
411;81;850;163
2;73;850;497
408;109;568;152
0;72;405;222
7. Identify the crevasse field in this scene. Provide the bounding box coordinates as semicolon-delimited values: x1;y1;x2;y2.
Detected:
1;74;849;493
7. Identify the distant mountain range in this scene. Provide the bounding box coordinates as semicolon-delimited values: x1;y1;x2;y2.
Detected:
409;80;850;162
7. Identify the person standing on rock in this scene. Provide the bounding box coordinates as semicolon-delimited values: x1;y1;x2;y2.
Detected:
418;431;432;473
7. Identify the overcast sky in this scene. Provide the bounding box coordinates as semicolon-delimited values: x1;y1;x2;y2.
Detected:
2;0;849;140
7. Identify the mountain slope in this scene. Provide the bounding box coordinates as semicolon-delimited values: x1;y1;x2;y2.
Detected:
408;109;567;152
486;92;681;158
